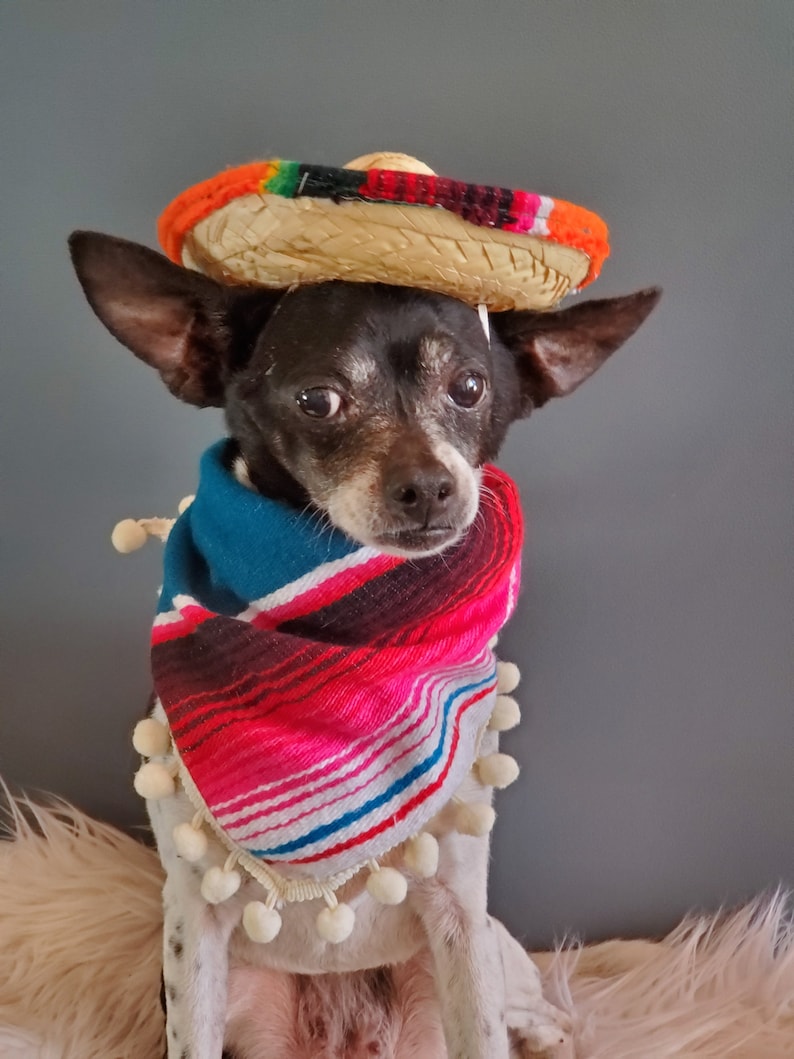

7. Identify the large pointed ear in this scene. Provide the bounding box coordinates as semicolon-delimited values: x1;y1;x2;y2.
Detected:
492;287;661;413
68;231;284;407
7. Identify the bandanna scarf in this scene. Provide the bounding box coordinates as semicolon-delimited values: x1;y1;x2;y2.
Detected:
152;441;523;884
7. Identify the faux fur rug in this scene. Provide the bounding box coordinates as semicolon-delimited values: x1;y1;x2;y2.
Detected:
1;795;792;1058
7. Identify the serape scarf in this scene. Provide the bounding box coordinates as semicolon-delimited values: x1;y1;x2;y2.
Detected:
152;441;523;883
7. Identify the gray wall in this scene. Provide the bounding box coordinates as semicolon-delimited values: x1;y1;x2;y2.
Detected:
1;2;791;947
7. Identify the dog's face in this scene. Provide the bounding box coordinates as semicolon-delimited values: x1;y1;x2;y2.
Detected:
69;232;659;556
226;282;516;555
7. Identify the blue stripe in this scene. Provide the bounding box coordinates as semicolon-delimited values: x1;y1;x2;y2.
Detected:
246;668;495;859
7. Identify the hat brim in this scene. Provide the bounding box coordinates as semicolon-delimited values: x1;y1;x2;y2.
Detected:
158;160;609;312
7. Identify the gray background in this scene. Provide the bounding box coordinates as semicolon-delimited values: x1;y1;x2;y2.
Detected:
1;2;791;948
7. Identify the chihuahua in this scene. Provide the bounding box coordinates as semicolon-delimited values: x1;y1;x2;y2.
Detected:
70;231;659;1059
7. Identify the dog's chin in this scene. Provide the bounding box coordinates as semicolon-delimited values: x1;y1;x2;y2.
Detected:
321;469;481;558
370;525;464;559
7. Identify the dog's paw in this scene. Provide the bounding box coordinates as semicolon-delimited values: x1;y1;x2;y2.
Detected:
508;1000;573;1057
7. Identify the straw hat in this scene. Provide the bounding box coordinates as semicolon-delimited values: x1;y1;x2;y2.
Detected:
158;152;609;312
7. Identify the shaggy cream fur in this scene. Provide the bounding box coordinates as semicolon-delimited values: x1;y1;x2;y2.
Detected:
0;794;165;1057
1;796;792;1058
536;895;794;1058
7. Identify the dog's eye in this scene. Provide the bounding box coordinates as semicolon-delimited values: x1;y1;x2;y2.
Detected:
448;372;487;408
296;388;342;418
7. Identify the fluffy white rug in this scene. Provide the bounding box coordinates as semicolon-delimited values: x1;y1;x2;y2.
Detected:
1;795;792;1058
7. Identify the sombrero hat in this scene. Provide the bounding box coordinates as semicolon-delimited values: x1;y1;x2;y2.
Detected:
158;151;609;313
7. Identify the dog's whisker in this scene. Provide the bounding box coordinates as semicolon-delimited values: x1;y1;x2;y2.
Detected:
478;482;499;506
299;503;335;543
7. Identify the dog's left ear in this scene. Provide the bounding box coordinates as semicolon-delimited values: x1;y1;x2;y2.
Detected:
492;287;661;413
69;231;285;407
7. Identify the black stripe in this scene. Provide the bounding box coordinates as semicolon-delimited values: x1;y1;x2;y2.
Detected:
295;164;366;201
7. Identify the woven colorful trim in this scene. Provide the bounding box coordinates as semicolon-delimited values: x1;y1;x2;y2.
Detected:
158;159;609;290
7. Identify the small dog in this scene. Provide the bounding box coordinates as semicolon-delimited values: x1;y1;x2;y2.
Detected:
70;230;659;1059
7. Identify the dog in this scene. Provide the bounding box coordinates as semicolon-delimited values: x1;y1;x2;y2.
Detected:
69;230;659;1059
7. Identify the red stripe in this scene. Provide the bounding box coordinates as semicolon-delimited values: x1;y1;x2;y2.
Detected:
164;540;505;723
169;609;491;737
228;668;493;837
164;559;516;761
250;552;401;628
172;627;466;759
165;556;517;759
286;682;494;864
151;602;214;644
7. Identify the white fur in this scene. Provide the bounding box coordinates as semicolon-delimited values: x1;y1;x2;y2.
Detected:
419;335;455;375
2;797;793;1058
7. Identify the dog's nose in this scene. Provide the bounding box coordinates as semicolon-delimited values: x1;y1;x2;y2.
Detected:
384;461;456;523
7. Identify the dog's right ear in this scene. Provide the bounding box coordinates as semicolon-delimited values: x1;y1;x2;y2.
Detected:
68;231;283;407
492;287;662;415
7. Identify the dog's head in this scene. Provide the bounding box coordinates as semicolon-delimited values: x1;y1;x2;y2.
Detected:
69;232;659;556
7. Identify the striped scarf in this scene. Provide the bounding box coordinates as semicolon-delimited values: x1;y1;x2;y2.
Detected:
152;441;523;884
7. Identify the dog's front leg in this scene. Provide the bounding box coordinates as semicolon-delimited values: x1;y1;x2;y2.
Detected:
409;852;511;1059
493;918;571;1056
161;871;236;1059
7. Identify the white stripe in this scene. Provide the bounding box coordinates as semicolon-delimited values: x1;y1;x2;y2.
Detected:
213;646;493;816
155;547;382;627
219;657;496;851
243;689;495;874
153;608;187;627
215;670;434;822
221;666;466;839
525;195;554;237
237;546;383;621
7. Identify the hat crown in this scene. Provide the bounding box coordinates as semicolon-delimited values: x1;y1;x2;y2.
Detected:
343;151;436;176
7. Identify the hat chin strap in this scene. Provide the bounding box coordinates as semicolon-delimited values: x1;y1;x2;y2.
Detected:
477;302;491;346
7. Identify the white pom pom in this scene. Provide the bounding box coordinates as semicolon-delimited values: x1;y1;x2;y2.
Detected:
454;802;496;836
132;717;171;757
488;695;521;732
111;519;148;553
178;495;195;514
242;901;282;943
133;761;175;800
477;753;520;789
200;866;242;905
366;867;408;905
172;822;209;862
316;902;356;943
404;832;439;877
496;660;521;694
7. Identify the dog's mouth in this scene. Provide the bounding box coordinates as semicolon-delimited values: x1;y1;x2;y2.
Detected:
322;452;482;559
372;525;463;558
